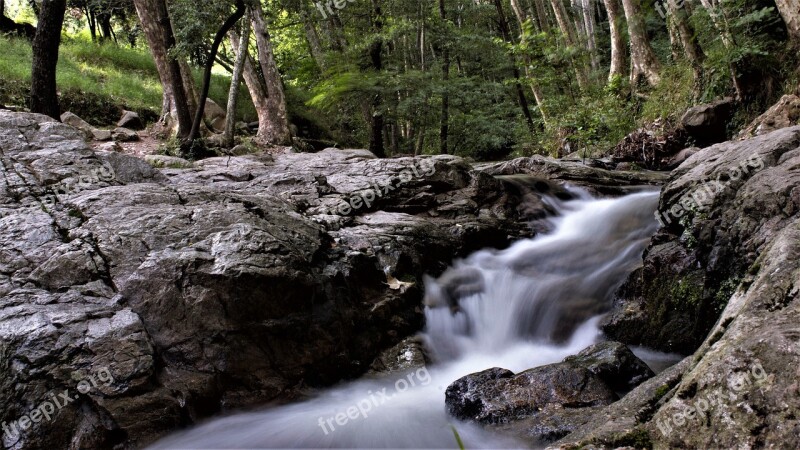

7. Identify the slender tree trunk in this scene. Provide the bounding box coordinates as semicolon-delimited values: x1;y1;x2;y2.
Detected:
532;0;551;32
774;0;800;43
620;0;660;86
548;0;590;88
300;6;325;69
439;0;450;154
367;0;386;157
187;0;245;144
250;2;293;145
231;30;272;141
582;0;599;72
698;0;743;98
666;0;705;82
496;0;539;131
224;15;250;147
602;0;626;82
30;0;67;119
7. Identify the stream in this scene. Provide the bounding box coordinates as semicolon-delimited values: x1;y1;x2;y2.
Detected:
150;189;668;449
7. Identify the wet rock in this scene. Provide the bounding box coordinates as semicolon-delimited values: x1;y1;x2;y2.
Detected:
446;364;616;424
663;146;699;170
118;110;144;130
604;125;800;354
478;155;668;197
563;341;654;392
368;336;429;375
681;97;735;147
112;127;139;142
0;111;557;448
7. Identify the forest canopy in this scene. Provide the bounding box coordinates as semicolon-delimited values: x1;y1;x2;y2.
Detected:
1;0;798;160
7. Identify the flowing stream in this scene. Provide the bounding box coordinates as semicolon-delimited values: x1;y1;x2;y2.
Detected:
150;189;663;449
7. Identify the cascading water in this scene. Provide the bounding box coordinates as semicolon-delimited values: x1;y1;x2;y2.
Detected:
150;188;662;449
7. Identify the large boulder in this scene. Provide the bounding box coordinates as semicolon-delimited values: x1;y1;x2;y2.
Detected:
60;111;94;139
4;110;622;448
680;97;736;147
118;110;144;130
204;98;227;133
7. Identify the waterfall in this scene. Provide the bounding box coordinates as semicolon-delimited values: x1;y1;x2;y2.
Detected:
149;189;662;449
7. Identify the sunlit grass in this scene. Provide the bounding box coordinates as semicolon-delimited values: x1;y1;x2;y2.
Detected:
0;34;256;122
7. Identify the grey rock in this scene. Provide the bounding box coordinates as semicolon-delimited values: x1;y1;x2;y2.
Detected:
563;341;655;392
60;111;93;139
91;128;112;141
112;127;139;142
144;154;195;169
368;336;429;375
681;97;735;147
204;98;226;133
739;94;800;138
118;110;144;130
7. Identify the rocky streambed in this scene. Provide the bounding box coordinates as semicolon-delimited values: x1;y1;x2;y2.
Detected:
1;108;799;449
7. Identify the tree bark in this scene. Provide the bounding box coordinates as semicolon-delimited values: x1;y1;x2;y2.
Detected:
30;0;67;119
230;30;272;143
133;0;192;137
300;6;326;69
495;0;539;131
548;0;590;88
250;2;293;145
367;0;386;157
581;0;599;72
620;0;660;86
774;0;800;43
602;0;626;82
666;0;705;82
439;0;450;154
224;15;251;147
187;0;246;143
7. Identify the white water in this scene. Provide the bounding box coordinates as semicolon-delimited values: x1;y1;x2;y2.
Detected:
150;190;661;449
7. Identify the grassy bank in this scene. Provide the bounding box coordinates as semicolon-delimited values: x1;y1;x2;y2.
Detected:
0;35;256;126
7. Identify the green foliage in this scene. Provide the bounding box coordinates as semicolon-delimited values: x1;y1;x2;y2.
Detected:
641;63;695;121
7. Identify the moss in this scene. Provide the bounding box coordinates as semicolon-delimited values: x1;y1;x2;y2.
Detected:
654;384;671;401
604;427;653;449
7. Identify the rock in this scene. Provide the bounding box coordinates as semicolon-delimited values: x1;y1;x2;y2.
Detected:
680;97;735;147
229;144;252;156
96;141;123;152
445;364;617;425
204;98;227;133
112;127;139;142
368;336;429;375
663;146;699;170
603;125;800;354
444;341;652;444
60;111;94;139
477;155;668;197
1;111;568;448
144;154;195;169
563;341;654;392
118;110;144;130
739;94;800;138
91;128;112;141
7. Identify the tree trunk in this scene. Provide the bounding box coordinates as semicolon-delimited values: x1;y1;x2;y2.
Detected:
300;6;326;69
548;0;590;88
602;0;626;82
666;0;705;82
250;2;293;145
774;0;800;43
620;0;660;86
133;0;192;137
439;0;450;154
187;0;246;144
230;30;272;143
30;0;67;119
224;15;251;147
367;0;386;157
532;0;551;32
495;0;539;131
582;0;599;72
